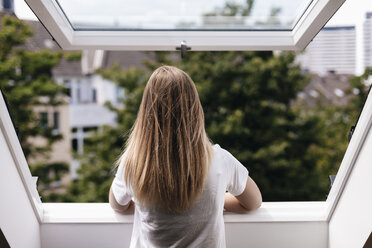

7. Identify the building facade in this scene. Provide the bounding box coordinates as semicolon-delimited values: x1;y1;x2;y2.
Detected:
296;26;356;75
20;17;155;180
363;12;372;70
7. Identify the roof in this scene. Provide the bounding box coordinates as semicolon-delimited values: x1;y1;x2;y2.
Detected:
1;13;153;77
23;20;84;77
23;20;60;51
22;19;153;76
102;51;155;71
298;73;354;107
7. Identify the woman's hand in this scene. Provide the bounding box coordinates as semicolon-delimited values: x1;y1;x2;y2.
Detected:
109;187;135;214
224;176;262;213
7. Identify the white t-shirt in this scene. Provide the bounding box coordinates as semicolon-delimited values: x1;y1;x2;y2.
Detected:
111;144;249;248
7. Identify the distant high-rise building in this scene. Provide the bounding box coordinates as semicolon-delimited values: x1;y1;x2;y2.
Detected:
363;12;372;70
296;26;356;75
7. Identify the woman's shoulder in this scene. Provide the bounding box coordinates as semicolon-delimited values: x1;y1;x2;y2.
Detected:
211;144;245;168
212;143;221;150
211;143;229;159
210;143;230;166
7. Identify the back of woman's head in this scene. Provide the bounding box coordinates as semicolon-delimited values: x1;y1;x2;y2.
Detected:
120;65;213;213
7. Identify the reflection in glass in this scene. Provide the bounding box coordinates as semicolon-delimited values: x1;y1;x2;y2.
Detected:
56;0;312;31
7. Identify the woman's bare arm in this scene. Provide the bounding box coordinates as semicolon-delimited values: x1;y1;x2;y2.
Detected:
109;186;134;214
224;176;262;213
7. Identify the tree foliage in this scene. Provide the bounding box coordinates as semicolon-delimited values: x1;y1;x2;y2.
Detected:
63;51;368;202
0;14;68;189
2;13;368;203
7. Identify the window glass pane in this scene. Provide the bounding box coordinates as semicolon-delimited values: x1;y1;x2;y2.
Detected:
92;88;97;103
72;138;78;152
40;112;48;129
83;126;98;133
77;87;81;103
56;0;312;31
53;112;60;131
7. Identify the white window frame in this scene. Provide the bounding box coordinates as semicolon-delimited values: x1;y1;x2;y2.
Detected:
0;0;362;225
25;0;345;51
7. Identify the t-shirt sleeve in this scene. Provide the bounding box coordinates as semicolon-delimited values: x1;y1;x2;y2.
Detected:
111;164;132;206
220;146;249;196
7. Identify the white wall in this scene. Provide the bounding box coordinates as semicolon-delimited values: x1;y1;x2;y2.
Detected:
56;75;121;105
70;104;116;127
41;223;132;248
92;75;120;105
40;220;327;248
329;124;372;247
225;222;327;248
0;128;41;248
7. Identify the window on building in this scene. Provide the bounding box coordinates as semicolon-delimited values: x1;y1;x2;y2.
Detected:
83;126;98;133
40;112;48;129
53;112;60;132
63;79;71;97
116;85;124;102
72;138;78;152
77;87;81;103
92;88;97;103
3;0;13;10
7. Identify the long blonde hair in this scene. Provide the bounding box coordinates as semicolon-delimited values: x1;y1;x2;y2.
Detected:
118;65;213;213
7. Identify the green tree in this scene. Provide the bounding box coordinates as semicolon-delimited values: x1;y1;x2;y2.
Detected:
176;51;322;200
301;68;372;192
62;50;364;202
205;0;254;17
0;14;69;191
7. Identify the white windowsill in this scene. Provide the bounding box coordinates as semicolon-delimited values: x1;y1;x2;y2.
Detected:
41;201;327;224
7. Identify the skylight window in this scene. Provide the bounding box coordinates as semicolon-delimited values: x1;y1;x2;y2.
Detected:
25;0;345;50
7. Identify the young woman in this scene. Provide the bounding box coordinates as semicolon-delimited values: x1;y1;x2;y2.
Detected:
109;65;262;247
